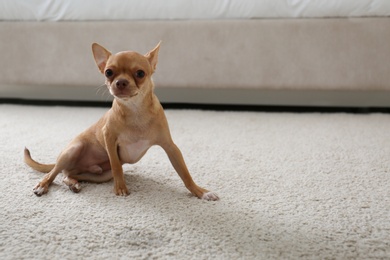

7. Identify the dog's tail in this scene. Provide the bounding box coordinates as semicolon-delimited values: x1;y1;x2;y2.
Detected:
24;148;55;173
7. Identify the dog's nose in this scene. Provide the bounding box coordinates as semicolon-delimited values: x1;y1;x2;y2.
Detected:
116;79;129;90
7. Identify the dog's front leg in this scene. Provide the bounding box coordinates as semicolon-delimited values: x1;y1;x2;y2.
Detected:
161;142;219;201
103;127;129;196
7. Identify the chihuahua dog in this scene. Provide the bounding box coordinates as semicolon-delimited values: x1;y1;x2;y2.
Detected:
24;42;219;201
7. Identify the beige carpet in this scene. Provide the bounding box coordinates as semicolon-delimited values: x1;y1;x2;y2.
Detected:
1;104;389;259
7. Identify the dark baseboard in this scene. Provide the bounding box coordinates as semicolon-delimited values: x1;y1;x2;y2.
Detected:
0;98;111;108
1;98;389;114
162;103;390;114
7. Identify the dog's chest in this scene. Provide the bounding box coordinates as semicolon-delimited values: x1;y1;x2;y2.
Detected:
118;139;151;164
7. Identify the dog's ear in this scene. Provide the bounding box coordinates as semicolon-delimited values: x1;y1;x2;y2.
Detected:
92;43;112;73
145;41;161;73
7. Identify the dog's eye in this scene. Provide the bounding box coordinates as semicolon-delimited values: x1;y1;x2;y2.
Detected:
135;70;145;79
105;69;114;78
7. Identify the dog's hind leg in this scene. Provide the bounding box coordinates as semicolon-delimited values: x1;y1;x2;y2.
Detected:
72;170;113;183
63;170;113;193
33;165;63;196
33;143;84;196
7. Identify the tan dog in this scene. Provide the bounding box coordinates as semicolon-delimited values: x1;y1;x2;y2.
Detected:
24;42;219;201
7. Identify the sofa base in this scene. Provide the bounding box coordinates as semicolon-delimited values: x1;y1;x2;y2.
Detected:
1;18;390;106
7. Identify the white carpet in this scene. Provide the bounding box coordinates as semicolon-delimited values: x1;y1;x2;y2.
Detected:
1;104;390;259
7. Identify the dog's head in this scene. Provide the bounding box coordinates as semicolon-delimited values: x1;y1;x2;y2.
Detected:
92;42;160;101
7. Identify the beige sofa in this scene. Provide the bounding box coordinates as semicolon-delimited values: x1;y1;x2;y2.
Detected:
1;18;390;107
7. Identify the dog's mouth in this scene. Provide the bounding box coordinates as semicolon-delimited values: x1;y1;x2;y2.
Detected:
114;93;138;100
108;86;139;100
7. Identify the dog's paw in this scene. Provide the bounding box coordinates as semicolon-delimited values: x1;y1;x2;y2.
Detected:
114;184;129;196
63;177;82;193
201;191;219;201
115;188;129;196
69;183;81;193
33;183;48;197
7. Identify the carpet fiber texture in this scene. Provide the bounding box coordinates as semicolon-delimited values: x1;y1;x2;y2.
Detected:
1;104;389;259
